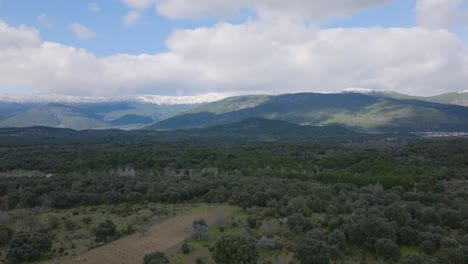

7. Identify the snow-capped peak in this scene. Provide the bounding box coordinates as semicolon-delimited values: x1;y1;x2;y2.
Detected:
135;93;228;105
460;89;468;94
0;93;228;105
341;87;381;94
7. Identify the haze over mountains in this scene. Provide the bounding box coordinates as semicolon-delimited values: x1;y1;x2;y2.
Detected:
1;90;468;133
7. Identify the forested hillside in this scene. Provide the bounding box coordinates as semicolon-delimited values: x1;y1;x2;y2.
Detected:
0;131;467;263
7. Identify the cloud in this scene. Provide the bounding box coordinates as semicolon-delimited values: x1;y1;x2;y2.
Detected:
87;3;101;13
37;14;52;28
153;0;391;21
122;0;155;9
1;19;467;97
122;11;141;27
0;20;40;48
416;0;468;29
69;23;96;40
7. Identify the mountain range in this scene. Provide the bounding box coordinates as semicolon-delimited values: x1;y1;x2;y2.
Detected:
1;90;468;133
0;94;225;130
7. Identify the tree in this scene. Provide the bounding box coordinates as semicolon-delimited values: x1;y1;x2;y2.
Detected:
93;220;117;242
374;238;400;261
398;226;416;246
384;204;411;226
7;232;52;263
143;252;169;264
438;208;462;229
246;216;258;229
420;240;436;255
192;219;209;240
212;235;258;264
287;196;311;216
328;229;346;250
287;213;313;233
421;208;441;225
181;243;190;254
346;213;396;249
296;231;330;264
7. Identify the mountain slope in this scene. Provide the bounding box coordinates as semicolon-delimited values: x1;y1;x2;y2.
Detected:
147;93;468;133
191;118;356;138
0;94;225;130
0;101;202;130
0;104;110;130
363;90;468;107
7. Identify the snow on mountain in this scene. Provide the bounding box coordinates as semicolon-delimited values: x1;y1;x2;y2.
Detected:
340;87;381;94
135;93;228;105
0;93;228;105
460;89;468;94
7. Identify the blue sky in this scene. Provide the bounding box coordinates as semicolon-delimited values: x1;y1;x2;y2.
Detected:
0;0;418;57
0;0;467;96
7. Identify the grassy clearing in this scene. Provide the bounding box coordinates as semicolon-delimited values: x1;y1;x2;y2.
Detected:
0;203;194;263
60;204;236;264
401;246;419;255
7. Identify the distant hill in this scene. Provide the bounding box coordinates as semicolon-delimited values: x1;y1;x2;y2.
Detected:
1;91;468;131
147;93;468;133
353;90;468;107
0;118;358;144
0;101;201;130
189;118;356;138
0;94;226;130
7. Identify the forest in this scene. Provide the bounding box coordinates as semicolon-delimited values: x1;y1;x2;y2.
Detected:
0;131;467;263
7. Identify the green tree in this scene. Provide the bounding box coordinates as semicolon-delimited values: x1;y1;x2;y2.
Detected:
212;235;258;264
143;252;169;264
246;216;258;229
296;231;330;264
287;213;313;233
7;233;52;263
375;238;400;261
93;220;117;242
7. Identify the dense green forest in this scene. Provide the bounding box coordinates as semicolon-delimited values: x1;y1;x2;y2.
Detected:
0;131;467;263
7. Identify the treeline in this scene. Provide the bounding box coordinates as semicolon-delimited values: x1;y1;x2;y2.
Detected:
1;139;467;189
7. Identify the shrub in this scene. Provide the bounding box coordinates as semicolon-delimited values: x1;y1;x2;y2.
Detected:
296;231;330;264
374;238;400;261
7;232;52;263
212;235;258;264
93;220;117;242
181;243;190;254
143;252;169;264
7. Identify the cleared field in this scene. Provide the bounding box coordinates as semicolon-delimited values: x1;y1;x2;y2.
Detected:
61;205;236;264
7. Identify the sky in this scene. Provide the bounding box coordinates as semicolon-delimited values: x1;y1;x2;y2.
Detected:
0;0;467;97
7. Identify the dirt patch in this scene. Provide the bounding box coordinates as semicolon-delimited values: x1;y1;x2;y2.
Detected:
60;205;235;264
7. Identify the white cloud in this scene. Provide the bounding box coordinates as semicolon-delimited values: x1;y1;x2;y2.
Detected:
0;17;468;97
87;3;101;13
416;0;468;29
154;0;391;21
37;14;52;28
69;23;96;40
0;21;40;48
122;11;141;27
122;0;155;9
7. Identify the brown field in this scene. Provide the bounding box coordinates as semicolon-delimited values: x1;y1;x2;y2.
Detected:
60;205;236;264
